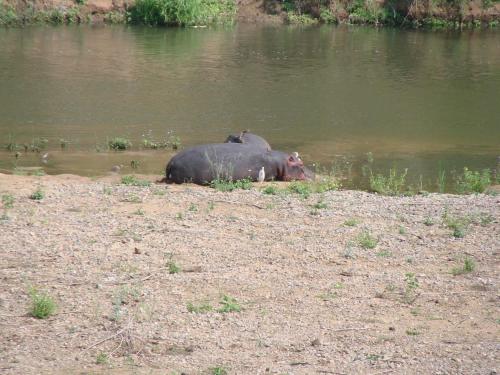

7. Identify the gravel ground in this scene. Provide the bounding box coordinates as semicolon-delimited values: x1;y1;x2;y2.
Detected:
0;173;498;375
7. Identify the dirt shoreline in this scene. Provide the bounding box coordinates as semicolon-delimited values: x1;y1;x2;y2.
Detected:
0;173;498;374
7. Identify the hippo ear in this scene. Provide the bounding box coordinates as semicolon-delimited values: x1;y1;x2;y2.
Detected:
287;155;304;167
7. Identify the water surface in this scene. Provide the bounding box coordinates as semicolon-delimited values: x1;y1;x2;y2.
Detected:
1;25;499;189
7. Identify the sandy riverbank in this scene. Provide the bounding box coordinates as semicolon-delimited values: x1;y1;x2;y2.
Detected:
0;173;498;374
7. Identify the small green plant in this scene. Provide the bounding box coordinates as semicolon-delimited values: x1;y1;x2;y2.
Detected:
357;230;378;249
403;272;419;304
369;168;408;195
29;288;56;319
406;328;419;336
187;302;213;313
59;138;70;149
207;201;215;210
443;211;470;238
344;218;359;227
2;194;14;209
167;261;181;274
262;185;279;195
130;160;140;169
217;295;241;313
188;203;198;212
96;352;108;365
376;250;392;258
423;217;434;226
477;212;494;226
398;226;406;235
133;208;145;216
153;189;166;196
29;188;45;200
211;179;252;192
454;167;491;194
108;137;131;150
437;165;446;193
287;12;317;24
313;200;328;209
452;257;476;275
288;182;312;198
210;366;228;375
121;175;151;187
175;212;183;220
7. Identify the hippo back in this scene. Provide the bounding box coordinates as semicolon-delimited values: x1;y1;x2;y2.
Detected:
225;131;272;151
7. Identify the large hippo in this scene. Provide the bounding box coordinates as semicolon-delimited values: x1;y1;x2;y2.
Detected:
165;143;313;185
225;130;272;151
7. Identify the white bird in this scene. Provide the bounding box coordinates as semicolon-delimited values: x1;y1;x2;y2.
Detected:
41;153;49;164
258;167;265;183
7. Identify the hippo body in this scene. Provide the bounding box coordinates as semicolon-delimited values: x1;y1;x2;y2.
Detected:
225;131;272;151
165;143;312;185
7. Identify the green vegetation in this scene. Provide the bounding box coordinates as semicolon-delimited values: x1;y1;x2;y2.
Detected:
454;167;491;194
2;194;14;209
128;0;236;26
210;367;228;375
121;175;151;187
29;188;45;200
406;328;419;336
357;230;378;249
369;168;408;196
403;272;419;304
376;250;391;258
29;288;56;319
211;178;252;192
187;301;213;313
217;295;241;313
437;164;446;193
167;261;181;274
262;185;279;195
108;137;132;150
442;211;471;238
96;352;109;365
423;217;434;226
141;134;182;150
451;257;476;275
287;178;339;199
344;218;359;227
312;200;328;209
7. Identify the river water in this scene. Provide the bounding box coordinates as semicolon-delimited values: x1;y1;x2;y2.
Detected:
0;25;499;189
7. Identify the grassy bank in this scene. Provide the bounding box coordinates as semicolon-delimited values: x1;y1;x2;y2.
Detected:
1;0;499;27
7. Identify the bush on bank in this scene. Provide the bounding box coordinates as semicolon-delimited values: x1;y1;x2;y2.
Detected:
128;0;236;26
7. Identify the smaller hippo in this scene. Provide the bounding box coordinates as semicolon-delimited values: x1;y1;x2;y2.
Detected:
165;143;313;185
225;130;272;151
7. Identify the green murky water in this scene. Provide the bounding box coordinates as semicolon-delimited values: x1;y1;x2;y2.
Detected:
0;25;499;189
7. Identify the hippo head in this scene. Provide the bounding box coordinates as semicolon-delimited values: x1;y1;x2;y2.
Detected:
283;154;315;181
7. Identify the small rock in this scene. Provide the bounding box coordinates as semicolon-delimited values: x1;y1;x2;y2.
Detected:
389;326;395;331
134;247;142;254
311;338;321;346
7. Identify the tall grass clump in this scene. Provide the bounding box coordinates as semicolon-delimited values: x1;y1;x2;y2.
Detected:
369;168;408;195
454;167;491;194
128;0;236;26
108;137;131;150
29;288;56;319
